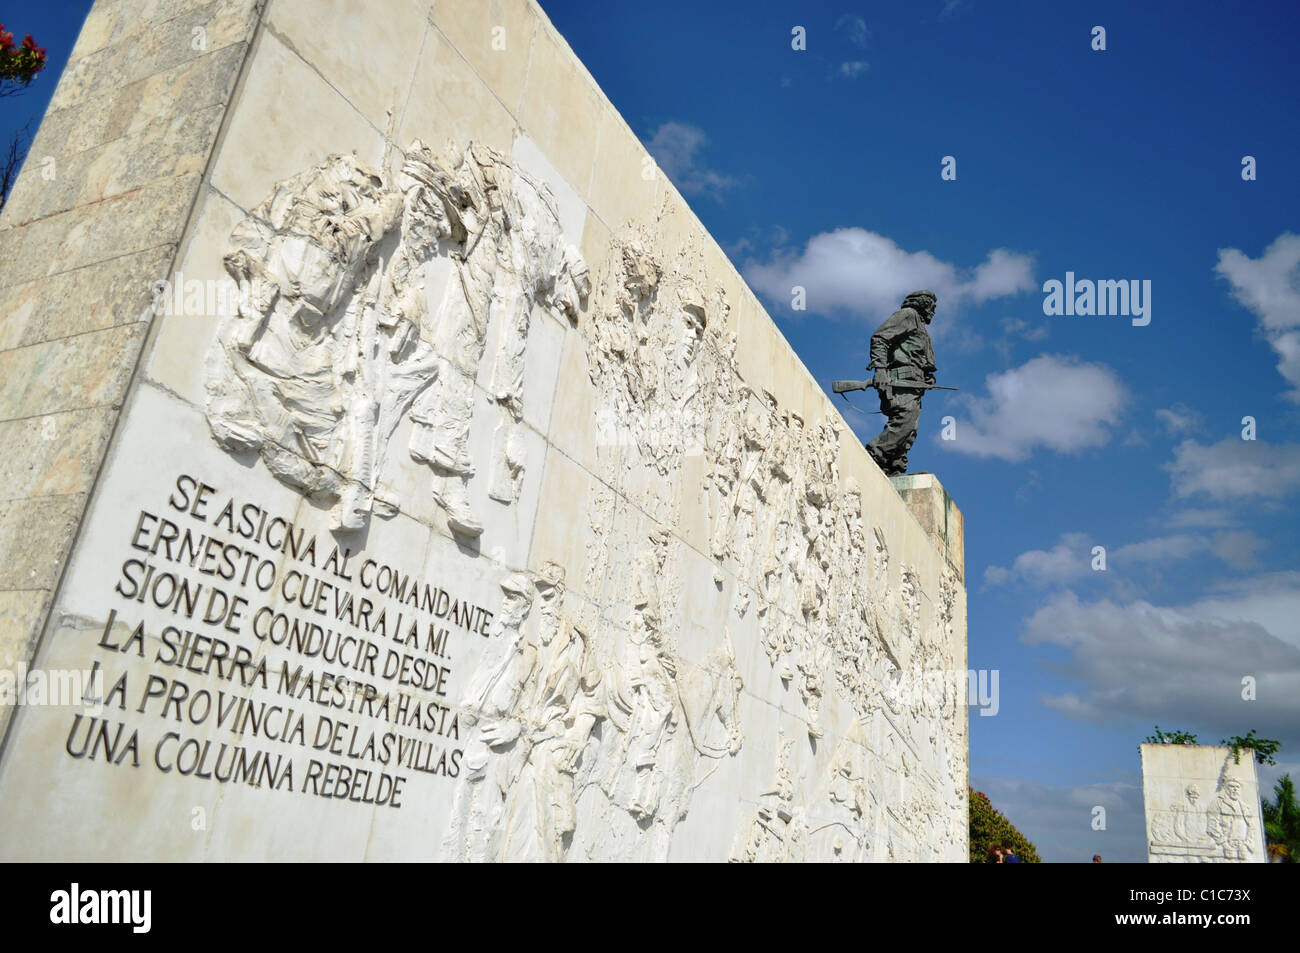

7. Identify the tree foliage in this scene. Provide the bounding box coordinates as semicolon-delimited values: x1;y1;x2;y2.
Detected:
1144;726;1198;745
1143;726;1281;766
1221;730;1281;766
969;788;1041;863
0;24;47;93
0;24;46;211
1262;774;1299;863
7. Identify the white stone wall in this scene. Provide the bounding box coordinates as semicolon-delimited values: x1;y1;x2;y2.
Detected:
1141;744;1267;863
0;0;968;861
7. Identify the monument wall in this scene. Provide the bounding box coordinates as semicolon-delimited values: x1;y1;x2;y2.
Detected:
0;0;968;861
1142;744;1267;863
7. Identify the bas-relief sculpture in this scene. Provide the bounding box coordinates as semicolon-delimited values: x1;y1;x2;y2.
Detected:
203;139;967;862
1143;745;1266;863
206;141;589;535
1148;776;1262;863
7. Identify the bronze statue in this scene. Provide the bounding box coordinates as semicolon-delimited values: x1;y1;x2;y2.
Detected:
834;291;949;476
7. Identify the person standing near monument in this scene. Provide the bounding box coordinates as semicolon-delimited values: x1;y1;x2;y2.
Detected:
864;290;939;476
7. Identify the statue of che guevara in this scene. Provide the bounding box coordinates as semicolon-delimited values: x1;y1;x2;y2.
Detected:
864;290;939;476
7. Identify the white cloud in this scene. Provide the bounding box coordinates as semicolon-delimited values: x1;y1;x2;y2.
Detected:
1112;531;1262;571
1215;232;1300;400
1207;530;1266;569
837;60;869;79
1022;587;1300;745
742;228;1035;321
644;122;739;201
971;249;1037;301
972;774;1146;863
1000;316;1049;341
1166;438;1300;500
1166;507;1238;529
994;316;1049;361
939;0;965;21
986;529;1264;586
940;355;1124;462
835;14;870;48
1111;534;1209;564
1191;571;1300;652
985;532;1091;587
1154;403;1204;435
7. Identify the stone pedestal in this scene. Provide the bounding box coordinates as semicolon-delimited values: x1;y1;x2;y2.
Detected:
890;474;964;582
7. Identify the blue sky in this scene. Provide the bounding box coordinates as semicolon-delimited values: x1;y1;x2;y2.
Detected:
6;0;1298;862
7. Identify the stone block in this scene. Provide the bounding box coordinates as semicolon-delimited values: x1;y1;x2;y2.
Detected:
586;99;659;233
1141;744;1268;863
0;407;119;502
515;18;601;205
3;245;173;350
432;0;538;114
890;472;964;582
1;172;198;287
0;494;87;591
266;0;426;132
398;25;517;163
209;29;385;213
0;323;147;421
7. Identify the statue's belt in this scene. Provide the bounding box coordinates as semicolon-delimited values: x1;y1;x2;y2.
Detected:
879;368;931;384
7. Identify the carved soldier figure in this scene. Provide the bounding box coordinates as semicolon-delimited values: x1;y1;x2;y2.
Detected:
864;290;938;476
208;153;433;531
1207;777;1255;861
1171;783;1206;845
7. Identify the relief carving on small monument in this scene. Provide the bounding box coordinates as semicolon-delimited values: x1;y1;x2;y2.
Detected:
206;141;589;534
1149;775;1262;863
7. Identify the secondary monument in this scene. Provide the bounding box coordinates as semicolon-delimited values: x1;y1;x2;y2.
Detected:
0;0;968;861
1141;744;1267;863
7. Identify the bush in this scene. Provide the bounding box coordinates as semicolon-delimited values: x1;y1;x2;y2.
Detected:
969;787;1041;863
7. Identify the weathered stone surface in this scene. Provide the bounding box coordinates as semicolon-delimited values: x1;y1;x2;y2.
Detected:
515;18;602;202
1;172;199;287
891;472;965;581
265;0;427;132
47;0;261;113
433;0;537;114
0;323;147;421
0;1;261;769
398;25;517;164
7;84;234;224
0;589;53;741
208;29;385;212
0;407;118;502
0;589;51;667
1142;743;1268;863
0;495;87;591
3;245;174;350
585;98;660;233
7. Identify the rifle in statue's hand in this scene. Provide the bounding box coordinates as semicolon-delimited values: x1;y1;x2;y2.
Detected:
832;375;959;402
